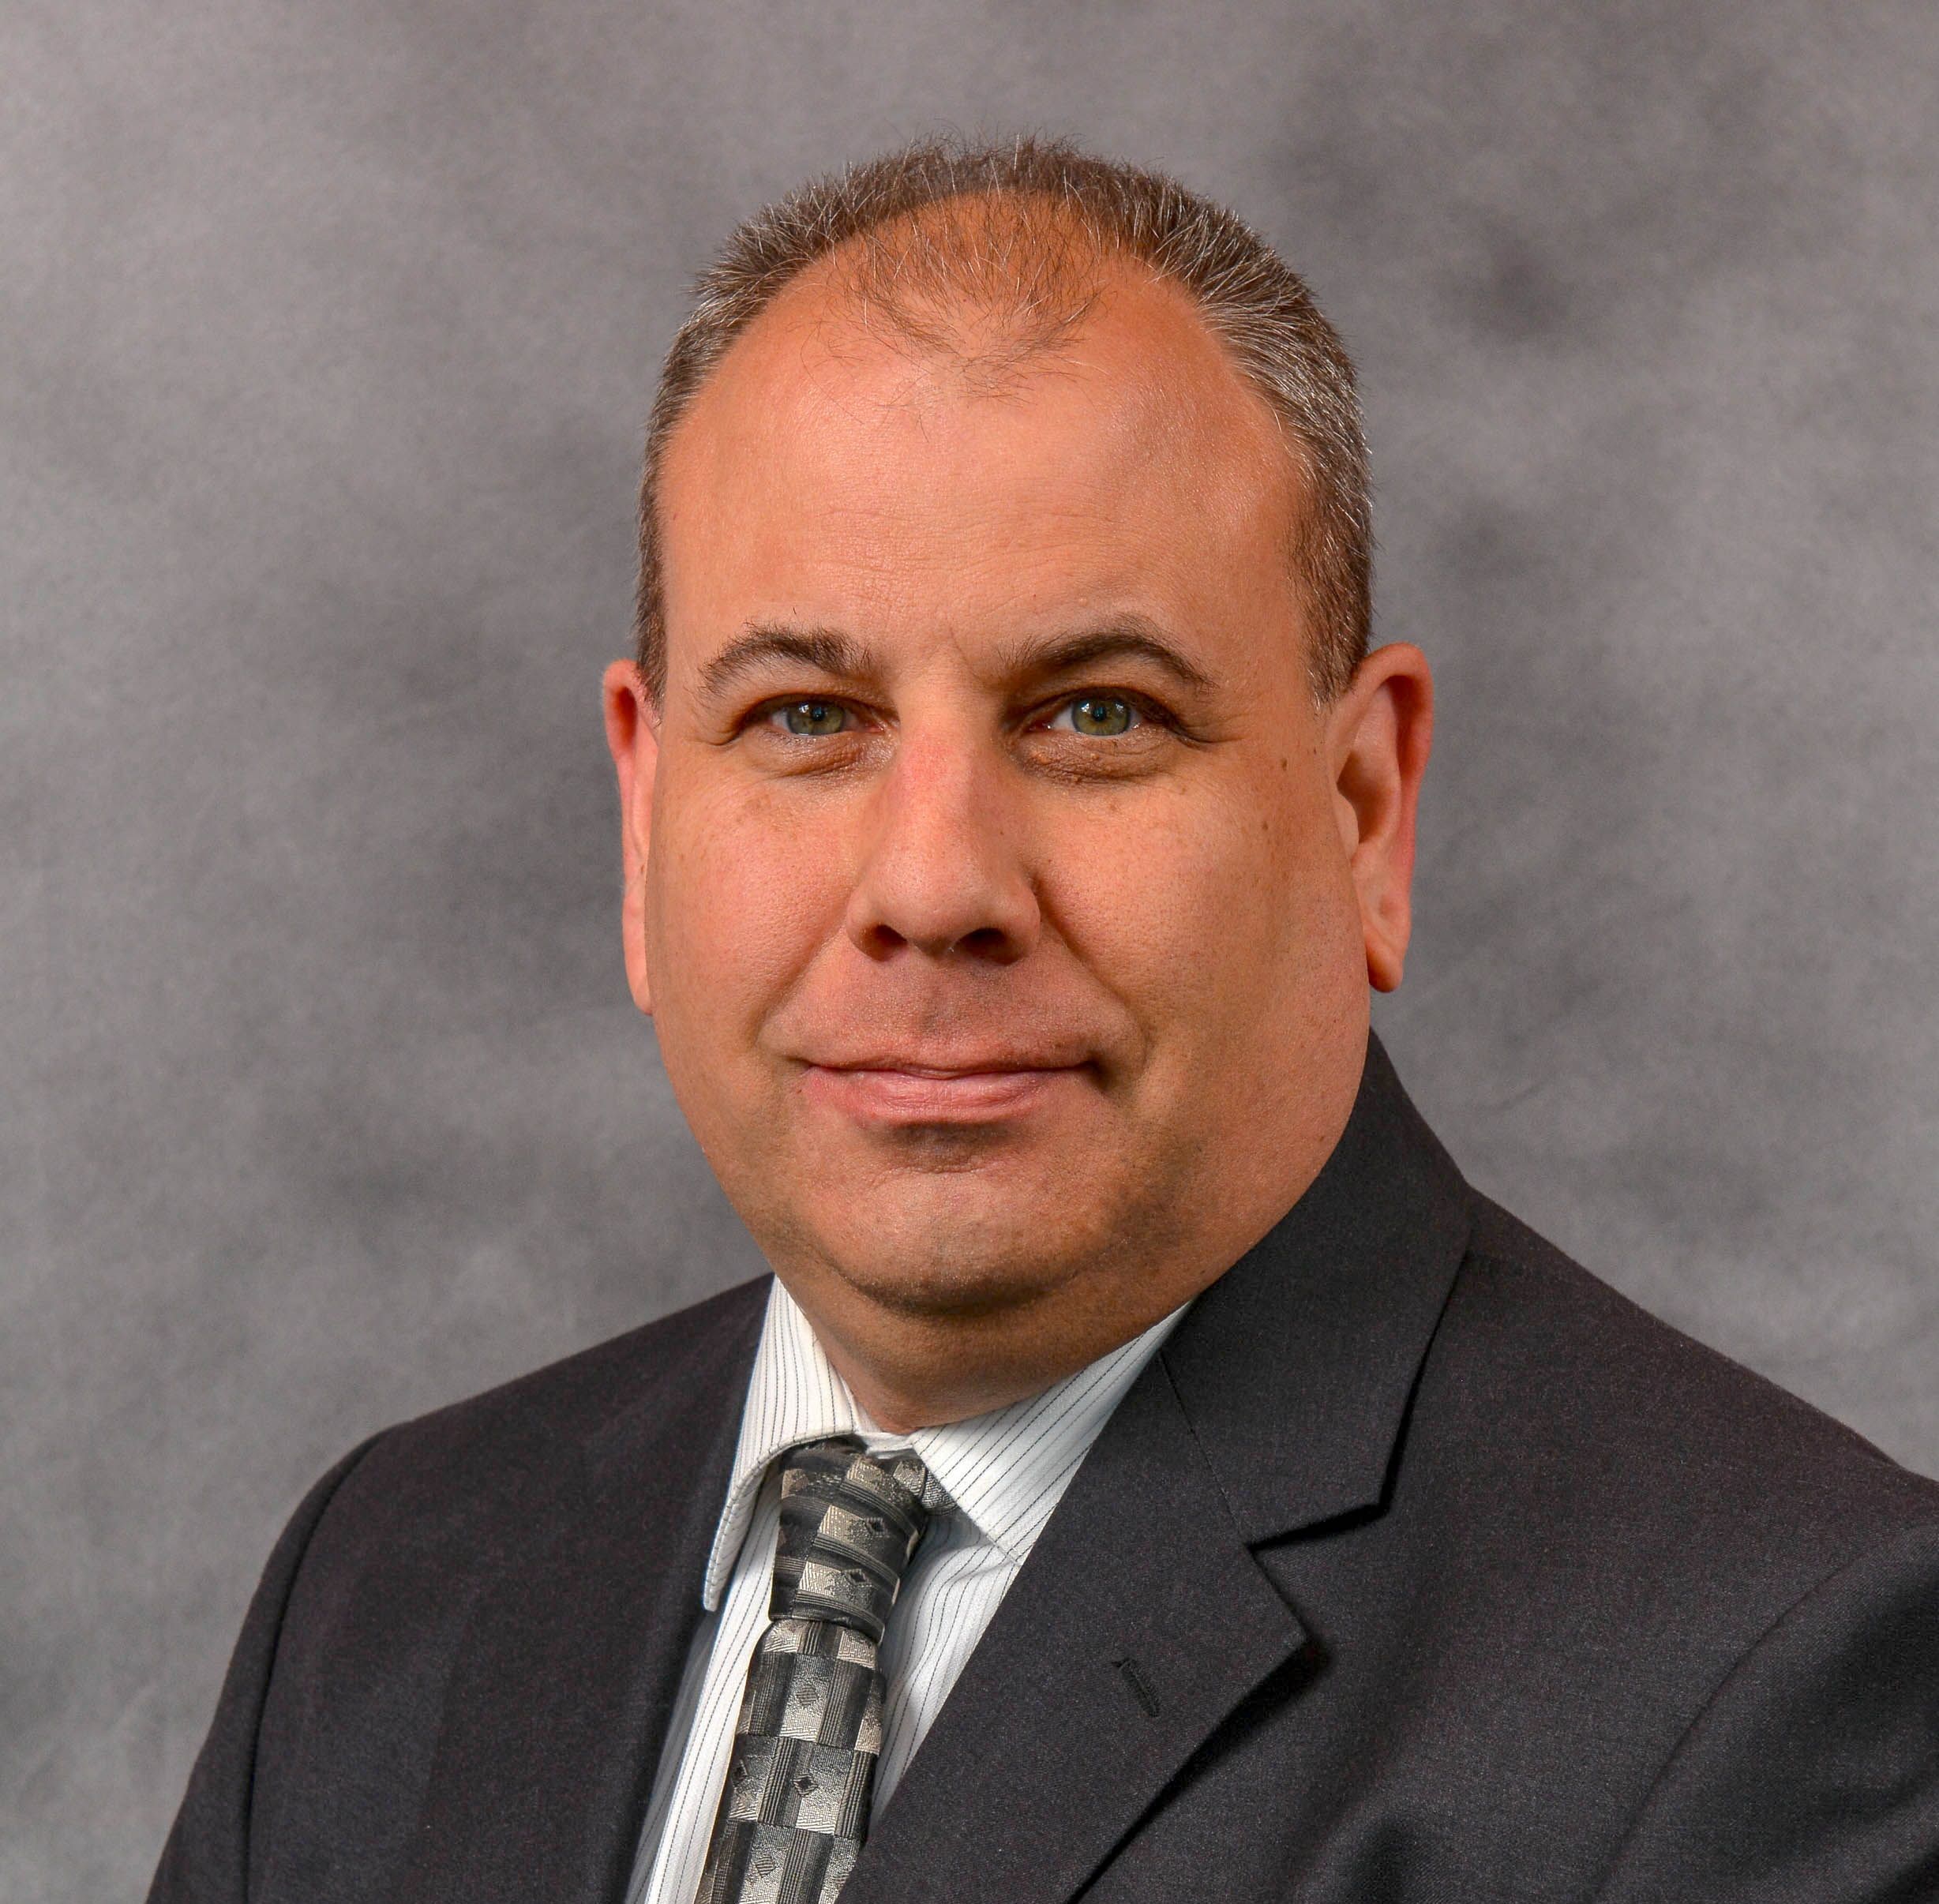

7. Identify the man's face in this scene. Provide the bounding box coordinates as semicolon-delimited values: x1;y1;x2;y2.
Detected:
612;263;1419;1346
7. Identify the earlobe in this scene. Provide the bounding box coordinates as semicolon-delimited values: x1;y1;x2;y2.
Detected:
1330;643;1434;995
602;660;661;1016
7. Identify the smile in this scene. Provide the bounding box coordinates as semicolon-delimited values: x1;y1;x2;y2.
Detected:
801;1062;1090;1125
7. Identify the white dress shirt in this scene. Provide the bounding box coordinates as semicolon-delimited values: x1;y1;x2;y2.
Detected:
624;1277;1187;1904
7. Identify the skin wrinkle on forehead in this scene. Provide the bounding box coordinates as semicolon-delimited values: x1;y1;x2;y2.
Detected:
661;276;1300;699
733;218;1308;595
834;201;1328;602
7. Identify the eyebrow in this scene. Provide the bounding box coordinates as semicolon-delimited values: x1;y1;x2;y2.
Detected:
996;618;1216;695
695;624;875;703
692;613;1216;704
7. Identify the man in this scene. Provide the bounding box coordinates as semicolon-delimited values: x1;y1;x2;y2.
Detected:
152;139;1939;1904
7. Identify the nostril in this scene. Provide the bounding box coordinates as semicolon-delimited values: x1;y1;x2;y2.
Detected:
958;924;1020;961
854;921;909;961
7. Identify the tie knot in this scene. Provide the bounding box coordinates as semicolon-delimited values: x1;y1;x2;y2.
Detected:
770;1438;937;1641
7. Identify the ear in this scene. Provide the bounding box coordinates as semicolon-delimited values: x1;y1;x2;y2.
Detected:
1326;643;1434;993
602;659;662;1015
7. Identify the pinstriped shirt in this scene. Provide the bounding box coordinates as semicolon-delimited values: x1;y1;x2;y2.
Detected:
624;1276;1188;1904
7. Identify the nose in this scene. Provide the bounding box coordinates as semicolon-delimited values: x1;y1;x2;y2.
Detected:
842;735;1041;965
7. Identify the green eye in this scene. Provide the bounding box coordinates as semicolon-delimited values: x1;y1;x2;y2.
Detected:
1067;695;1135;736
778;700;849;736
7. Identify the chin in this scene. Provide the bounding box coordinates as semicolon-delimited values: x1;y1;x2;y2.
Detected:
805;1190;1114;1322
703;1091;1197;1324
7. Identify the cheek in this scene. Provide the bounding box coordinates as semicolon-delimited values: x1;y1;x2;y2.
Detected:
1045;770;1348;1055
645;781;849;1047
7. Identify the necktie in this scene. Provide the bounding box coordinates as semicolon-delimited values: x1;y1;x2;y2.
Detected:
696;1438;939;1904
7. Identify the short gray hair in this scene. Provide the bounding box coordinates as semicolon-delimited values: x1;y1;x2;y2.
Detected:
635;137;1371;699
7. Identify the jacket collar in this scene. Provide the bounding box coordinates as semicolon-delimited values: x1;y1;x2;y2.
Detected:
1161;1031;1472;1545
700;1274;1187;1602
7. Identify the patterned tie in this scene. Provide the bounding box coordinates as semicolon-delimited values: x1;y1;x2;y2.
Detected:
696;1437;939;1904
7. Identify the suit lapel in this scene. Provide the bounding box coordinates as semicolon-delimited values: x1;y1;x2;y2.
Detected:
396;1282;767;1904
839;1355;1307;1904
1163;1034;1472;1546
844;1036;1471;1904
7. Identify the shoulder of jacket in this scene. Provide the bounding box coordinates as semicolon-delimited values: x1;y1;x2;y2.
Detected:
1437;1192;1939;1578
309;1273;768;1552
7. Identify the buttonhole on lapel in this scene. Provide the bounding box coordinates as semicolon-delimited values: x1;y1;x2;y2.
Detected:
1114;1656;1161;1718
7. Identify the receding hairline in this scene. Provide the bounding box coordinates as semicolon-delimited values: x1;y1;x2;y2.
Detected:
816;187;1135;363
664;221;1300;479
719;201;1110;389
634;137;1373;703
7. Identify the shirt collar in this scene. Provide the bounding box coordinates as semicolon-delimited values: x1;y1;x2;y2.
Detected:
702;1277;1187;1609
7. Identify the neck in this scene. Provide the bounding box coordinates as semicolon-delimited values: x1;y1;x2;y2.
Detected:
772;1214;1273;1434
801;1297;1153;1435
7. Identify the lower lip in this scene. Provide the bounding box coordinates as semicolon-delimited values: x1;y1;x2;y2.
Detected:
802;1066;1082;1125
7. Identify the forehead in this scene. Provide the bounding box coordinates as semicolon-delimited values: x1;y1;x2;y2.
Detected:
656;254;1303;661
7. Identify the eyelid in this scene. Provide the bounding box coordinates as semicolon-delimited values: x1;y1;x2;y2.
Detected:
744;692;872;734
734;686;1180;739
1033;688;1176;733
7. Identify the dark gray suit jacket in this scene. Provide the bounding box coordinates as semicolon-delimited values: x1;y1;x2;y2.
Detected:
150;1040;1939;1902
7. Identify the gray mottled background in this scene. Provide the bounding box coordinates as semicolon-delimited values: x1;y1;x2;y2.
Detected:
6;0;1936;1895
